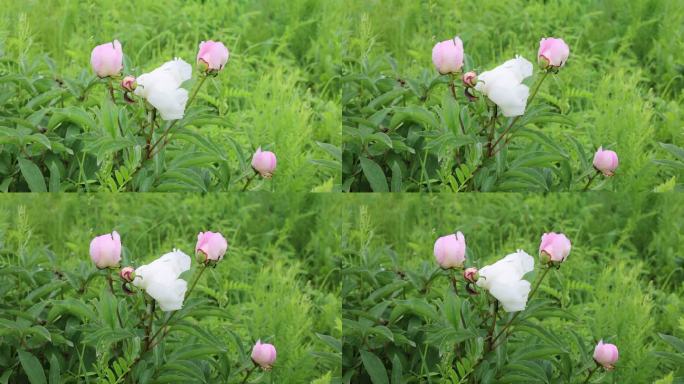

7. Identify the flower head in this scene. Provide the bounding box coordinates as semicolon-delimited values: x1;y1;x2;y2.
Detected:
593;340;619;369
90;231;122;268
539;232;571;263
434;232;466;269
132;249;191;311
463;267;479;283
251;340;277;370
134;58;192;120
91;40;123;77
462;71;477;87
432;37;464;75
593;147;619;176
251;147;277;178
538;37;570;68
120;266;135;282
197;41;230;72
474;56;533;117
196;231;228;263
121;76;137;92
476;250;534;312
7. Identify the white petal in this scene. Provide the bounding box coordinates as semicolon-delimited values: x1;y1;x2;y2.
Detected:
476;250;534;312
132;249;191;311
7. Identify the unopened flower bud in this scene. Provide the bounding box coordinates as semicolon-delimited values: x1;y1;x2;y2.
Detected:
121;76;137;92
196;40;230;73
89;231;122;269
462;71;477;87
251;340;276;370
593;340;619;370
538;37;570;69
434;231;466;269
593;147;619;176
539;232;571;264
251;147;277;178
120;266;135;282
463;267;478;283
90;40;123;78
432;36;464;75
196;231;228;264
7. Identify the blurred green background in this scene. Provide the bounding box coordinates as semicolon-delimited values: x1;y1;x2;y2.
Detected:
342;192;684;382
342;0;684;191
0;193;342;382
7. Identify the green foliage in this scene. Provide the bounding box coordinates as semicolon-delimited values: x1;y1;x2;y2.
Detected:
341;193;684;383
0;194;341;383
341;0;684;192
0;0;341;192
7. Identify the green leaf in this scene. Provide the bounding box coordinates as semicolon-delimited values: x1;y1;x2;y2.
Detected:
391;354;403;384
18;349;46;384
18;158;47;192
390;162;402;192
659;333;684;353
360;157;389;192
360;349;389;384
48;162;60;192
316;333;342;353
48;354;60;384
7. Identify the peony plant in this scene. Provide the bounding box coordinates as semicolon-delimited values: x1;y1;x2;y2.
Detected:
343;34;621;192
82;230;278;382
345;227;622;383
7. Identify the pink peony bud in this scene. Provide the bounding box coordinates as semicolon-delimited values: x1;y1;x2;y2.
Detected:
593;147;619;176
593;340;619;369
197;40;230;72
121;76;137;92
195;231;228;262
251;340;276;370
89;231;122;268
90;40;123;78
462;71;477;87
538;37;570;68
539;232;571;263
120;266;135;282
463;267;478;283
251;147;277;178
434;231;466;269
432;36;464;75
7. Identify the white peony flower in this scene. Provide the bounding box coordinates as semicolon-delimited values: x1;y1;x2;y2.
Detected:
134;58;192;120
132;249;191;311
474;56;533;117
476;250;534;312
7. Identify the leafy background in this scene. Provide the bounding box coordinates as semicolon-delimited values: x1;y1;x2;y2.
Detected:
341;0;684;192
0;193;341;383
342;193;684;382
0;0;342;192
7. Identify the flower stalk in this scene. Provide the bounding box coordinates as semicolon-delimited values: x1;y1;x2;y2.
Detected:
490;265;551;345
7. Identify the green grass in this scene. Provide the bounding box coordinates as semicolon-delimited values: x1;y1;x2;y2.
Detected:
0;0;342;192
342;0;684;192
342;193;684;382
0;193;342;383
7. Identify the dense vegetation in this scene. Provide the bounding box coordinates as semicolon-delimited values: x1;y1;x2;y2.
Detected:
342;0;684;192
0;193;341;383
342;193;684;382
0;0;342;192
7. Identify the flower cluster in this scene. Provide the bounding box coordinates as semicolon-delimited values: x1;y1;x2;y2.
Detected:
432;35;619;186
89;39;277;183
432;230;619;370
88;229;277;374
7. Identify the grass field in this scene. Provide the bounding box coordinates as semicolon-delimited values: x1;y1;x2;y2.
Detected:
0;0;342;192
342;193;684;382
342;0;684;192
0;193;342;383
